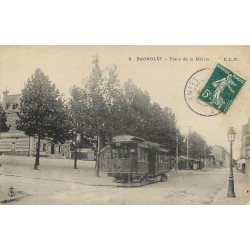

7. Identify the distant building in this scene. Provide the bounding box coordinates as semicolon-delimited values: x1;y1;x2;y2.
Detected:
0;89;71;158
71;148;95;161
208;145;230;167
176;155;200;170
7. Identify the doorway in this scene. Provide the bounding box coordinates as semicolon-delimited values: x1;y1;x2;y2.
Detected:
51;143;55;155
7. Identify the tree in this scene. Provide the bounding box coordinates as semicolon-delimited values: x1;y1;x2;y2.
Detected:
102;65;122;139
68;85;90;169
181;131;211;168
0;103;10;132
119;79;152;137
82;56;108;176
76;56;181;175
17;68;71;169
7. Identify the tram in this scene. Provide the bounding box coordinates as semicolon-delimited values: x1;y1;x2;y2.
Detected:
104;135;171;186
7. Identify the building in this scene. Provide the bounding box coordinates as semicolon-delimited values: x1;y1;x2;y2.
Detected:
71;148;95;161
0;89;71;158
240;118;250;175
207;145;230;167
240;118;250;159
175;155;201;170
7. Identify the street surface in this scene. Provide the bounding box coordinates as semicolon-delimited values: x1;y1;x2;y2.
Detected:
0;155;249;205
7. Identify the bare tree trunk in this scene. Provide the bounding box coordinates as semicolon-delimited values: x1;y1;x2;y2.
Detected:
34;134;40;170
96;134;100;177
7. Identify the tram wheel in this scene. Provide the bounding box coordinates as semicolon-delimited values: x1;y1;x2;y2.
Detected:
160;174;167;182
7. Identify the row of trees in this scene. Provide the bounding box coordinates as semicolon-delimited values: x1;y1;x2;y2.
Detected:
182;131;212;165
0;56;211;173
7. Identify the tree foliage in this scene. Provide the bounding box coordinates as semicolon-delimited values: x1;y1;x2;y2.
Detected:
68;55;212;173
0;103;10;133
180;131;211;160
17;68;71;169
70;56;178;153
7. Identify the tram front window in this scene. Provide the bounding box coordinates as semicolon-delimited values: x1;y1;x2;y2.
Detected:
130;148;136;158
111;148;120;158
111;146;136;159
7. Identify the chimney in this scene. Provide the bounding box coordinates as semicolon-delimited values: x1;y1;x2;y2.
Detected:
2;88;9;110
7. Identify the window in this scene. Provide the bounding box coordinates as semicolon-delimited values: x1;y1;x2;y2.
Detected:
159;154;163;162
130;148;136;158
138;147;146;161
159;153;167;163
246;137;250;145
144;150;148;161
247;149;250;156
58;145;61;153
11;142;16;151
123;147;129;158
112;146;136;159
43;144;46;152
12;103;18;109
112;148;119;158
142;148;145;161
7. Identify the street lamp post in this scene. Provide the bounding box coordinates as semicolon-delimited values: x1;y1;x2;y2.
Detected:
73;132;80;169
73;132;78;169
227;127;236;198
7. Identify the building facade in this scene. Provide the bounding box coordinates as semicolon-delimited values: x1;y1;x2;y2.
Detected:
240;118;250;175
208;145;230;167
0;90;71;158
240;118;250;159
71;148;95;161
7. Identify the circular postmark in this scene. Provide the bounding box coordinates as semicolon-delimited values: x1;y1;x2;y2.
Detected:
184;68;221;117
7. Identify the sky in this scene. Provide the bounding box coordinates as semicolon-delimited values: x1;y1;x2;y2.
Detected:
0;45;250;158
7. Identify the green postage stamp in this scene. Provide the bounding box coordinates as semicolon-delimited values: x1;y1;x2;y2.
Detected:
197;63;246;114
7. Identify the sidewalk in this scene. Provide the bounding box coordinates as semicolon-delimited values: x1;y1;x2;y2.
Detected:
0;155;115;187
211;171;250;205
0;155;114;203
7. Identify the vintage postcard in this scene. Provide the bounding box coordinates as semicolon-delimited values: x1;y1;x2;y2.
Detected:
0;45;250;205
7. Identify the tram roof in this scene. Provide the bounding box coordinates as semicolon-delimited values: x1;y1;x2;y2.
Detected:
112;135;145;142
111;135;169;152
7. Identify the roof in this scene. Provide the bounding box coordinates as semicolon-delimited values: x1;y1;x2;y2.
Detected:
179;155;199;161
159;147;169;153
100;145;110;153
112;135;144;142
78;148;94;153
179;155;189;160
110;135;169;152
